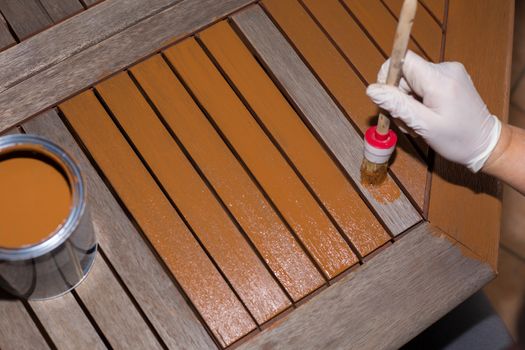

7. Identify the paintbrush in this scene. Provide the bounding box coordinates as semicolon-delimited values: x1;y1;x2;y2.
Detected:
360;0;418;186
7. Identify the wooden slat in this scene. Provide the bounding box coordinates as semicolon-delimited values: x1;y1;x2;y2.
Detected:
0;299;49;350
0;0;255;134
73;256;163;349
0;0;52;39
0;12;15;51
0;0;181;94
237;223;494;349
382;0;442;62
39;0;84;22
30;293;106;350
232;5;422;235
60;91;256;347
429;0;514;270
83;0;103;6
420;0;445;23
300;0;383;84
200;21;390;257
166;38;358;279
340;0;427;59
264;0;427;210
130;55;325;302
24;110;216;349
96;72;290;324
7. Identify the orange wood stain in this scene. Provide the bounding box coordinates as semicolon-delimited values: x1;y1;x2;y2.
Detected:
165;39;358;279
383;0;442;62
130;55;325;302
421;0;445;23
361;177;401;204
0;156;71;248
263;0;427;210
301;0;384;83
59;91;256;346
96;72;291;324
199;21;390;256
340;0;426;58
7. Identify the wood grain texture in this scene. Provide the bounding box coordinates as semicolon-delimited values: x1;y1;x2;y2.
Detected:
131;55;325;301
23;110;216;349
0;0;255;134
383;0;442;62
0;0;52;39
0;0;181;94
0;12;15;51
420;0;445;23
232;5;422;235
300;0;383;83
39;0;84;22
60;91;255;346
166;38;358;279
29;293;106;350
238;223;495;349
341;0;426;59
74;255;163;349
429;0;514;270
96;72;290;324
82;0;103;6
0;300;49;350
200;21;390;257
262;0;427;211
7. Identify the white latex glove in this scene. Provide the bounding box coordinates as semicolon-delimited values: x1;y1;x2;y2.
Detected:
366;50;501;172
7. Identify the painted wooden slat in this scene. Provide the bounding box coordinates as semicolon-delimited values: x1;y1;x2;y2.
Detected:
429;0;514;270
383;0;442;62
420;0;445;23
200;21;390;257
237;223;494;349
232;5;422;235
0;12;15;51
130;55;325;301
39;0;84;23
73;255;163;349
340;0;427;59
251;1;427;211
300;0;383;84
166;38;358;279
24;110;216;349
0;0;182;94
96;72;290;324
0;0;52;39
60;91;255;347
30;293;106;350
0;0;255;134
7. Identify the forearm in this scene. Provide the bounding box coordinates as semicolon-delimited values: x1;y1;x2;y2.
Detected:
482;124;525;195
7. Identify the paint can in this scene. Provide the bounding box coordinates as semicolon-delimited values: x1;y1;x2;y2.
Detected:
0;134;97;300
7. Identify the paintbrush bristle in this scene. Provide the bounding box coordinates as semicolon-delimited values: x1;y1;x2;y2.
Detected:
360;158;388;186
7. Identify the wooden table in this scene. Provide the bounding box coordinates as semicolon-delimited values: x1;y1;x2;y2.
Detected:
0;0;514;349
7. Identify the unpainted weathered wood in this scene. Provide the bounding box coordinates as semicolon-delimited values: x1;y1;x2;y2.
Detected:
24;110;216;349
29;293;106;350
429;0;513;270
0;0;255;134
74;255;163;349
0;0;183;94
82;0;103;6
0;299;50;350
0;12;15;51
237;223;494;349
232;5;421;235
0;0;52;40
39;0;84;23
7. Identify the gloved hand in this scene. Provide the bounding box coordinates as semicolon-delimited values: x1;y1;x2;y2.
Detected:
366;50;502;172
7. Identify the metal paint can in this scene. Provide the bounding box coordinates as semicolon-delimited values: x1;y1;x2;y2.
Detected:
0;134;97;300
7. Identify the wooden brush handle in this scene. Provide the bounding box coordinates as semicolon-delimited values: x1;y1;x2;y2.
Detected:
377;0;418;135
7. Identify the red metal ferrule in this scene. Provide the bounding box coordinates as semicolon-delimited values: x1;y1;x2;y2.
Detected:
364;126;397;149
